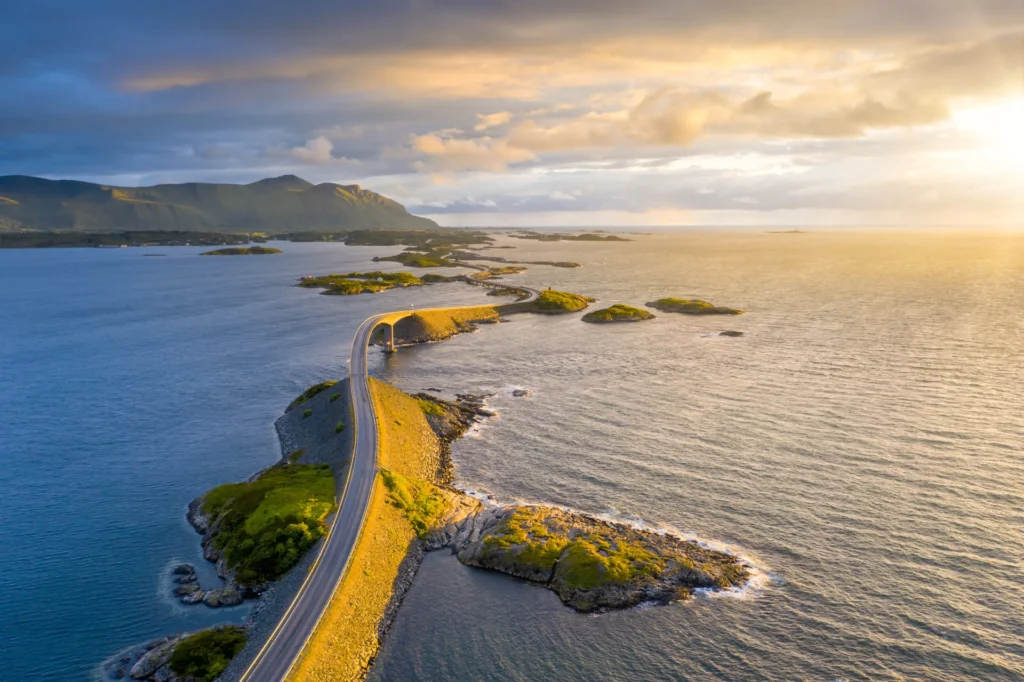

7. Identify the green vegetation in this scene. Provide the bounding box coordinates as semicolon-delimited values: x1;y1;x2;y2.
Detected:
200;246;282;256
482;507;569;567
337;228;493;249
297;271;439;295
380;469;448;538
288;380;338;410
167;626;247;682
556;537;664;590
302;409;313;419
533;289;594;312
511;232;632;242
0;174;436;233
391;306;499;344
582;304;655;323
417;398;447;417
0;230;252;249
374;250;455;268
647;298;743;315
479;508;663;590
329;393;341;402
335;422;345;433
201;463;335;585
286;449;305;464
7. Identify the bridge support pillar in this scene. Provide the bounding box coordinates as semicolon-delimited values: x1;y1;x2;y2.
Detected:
385;323;397;353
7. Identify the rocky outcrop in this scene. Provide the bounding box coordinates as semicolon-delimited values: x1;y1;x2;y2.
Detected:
182;498;267;607
430;503;751;613
414;392;495;485
121;634;185;681
100;626;247;682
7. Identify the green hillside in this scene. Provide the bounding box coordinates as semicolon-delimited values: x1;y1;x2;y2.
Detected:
0;174;437;232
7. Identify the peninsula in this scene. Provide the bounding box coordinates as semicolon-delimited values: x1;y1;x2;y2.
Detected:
0;174;436;233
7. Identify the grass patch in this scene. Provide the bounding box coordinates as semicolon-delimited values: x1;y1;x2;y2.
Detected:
288;380;338;410
375;250;455;268
298;271;426;295
556;537;665;590
286;449;305;464
167;626;247;682
392;306;499;343
495;289;595;315
335;421;345;433
329;393;341;402
302;409;312;418
417;398;446;417
293;379;452;680
483;508;569;567
380;469;448;538
201;464;335;585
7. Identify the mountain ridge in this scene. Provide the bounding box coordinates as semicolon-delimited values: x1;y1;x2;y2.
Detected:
0;175;437;232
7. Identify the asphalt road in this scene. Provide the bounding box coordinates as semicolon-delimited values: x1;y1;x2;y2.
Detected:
239;286;538;681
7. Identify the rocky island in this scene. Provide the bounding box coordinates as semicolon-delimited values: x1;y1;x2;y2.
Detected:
297;271;447;295
499;289;594;314
428;505;748;612
647;298;743;315
582;304;654;323
199;246;282;256
511;231;632;242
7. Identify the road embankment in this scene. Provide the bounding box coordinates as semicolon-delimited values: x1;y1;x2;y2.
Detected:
287;379;477;682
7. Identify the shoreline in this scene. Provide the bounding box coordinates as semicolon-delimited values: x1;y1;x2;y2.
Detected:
100;282;758;682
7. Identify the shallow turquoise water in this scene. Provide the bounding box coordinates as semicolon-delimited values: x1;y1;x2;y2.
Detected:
1;232;1022;681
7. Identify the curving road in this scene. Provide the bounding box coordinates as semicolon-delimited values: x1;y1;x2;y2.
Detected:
239;285;538;682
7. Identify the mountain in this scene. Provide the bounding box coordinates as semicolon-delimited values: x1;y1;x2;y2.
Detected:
0;175;438;232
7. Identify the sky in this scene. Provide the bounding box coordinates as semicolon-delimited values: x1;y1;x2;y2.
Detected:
1;1;1022;227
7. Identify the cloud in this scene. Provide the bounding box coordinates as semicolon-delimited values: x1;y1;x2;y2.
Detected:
474;111;512;131
408;132;536;172
289;136;334;164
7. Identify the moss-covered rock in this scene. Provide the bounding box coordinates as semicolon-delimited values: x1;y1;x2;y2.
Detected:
582;304;655;323
454;506;749;612
647;298;743;315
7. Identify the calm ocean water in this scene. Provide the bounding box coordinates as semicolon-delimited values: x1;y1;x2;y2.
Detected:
2;232;1022;681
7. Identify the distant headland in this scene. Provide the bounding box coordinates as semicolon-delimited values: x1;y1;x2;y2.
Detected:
0;174;436;233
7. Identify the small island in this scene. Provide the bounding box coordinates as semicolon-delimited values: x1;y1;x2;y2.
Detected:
297;271;444;295
647;298;743;315
442;506;749;612
582;304;654;323
498;289;594;314
511;231;633;242
199;246;282;256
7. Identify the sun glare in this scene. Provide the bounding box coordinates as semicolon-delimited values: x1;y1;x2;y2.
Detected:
952;98;1024;158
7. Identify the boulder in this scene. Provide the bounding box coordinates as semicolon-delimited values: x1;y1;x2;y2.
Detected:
129;637;179;680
